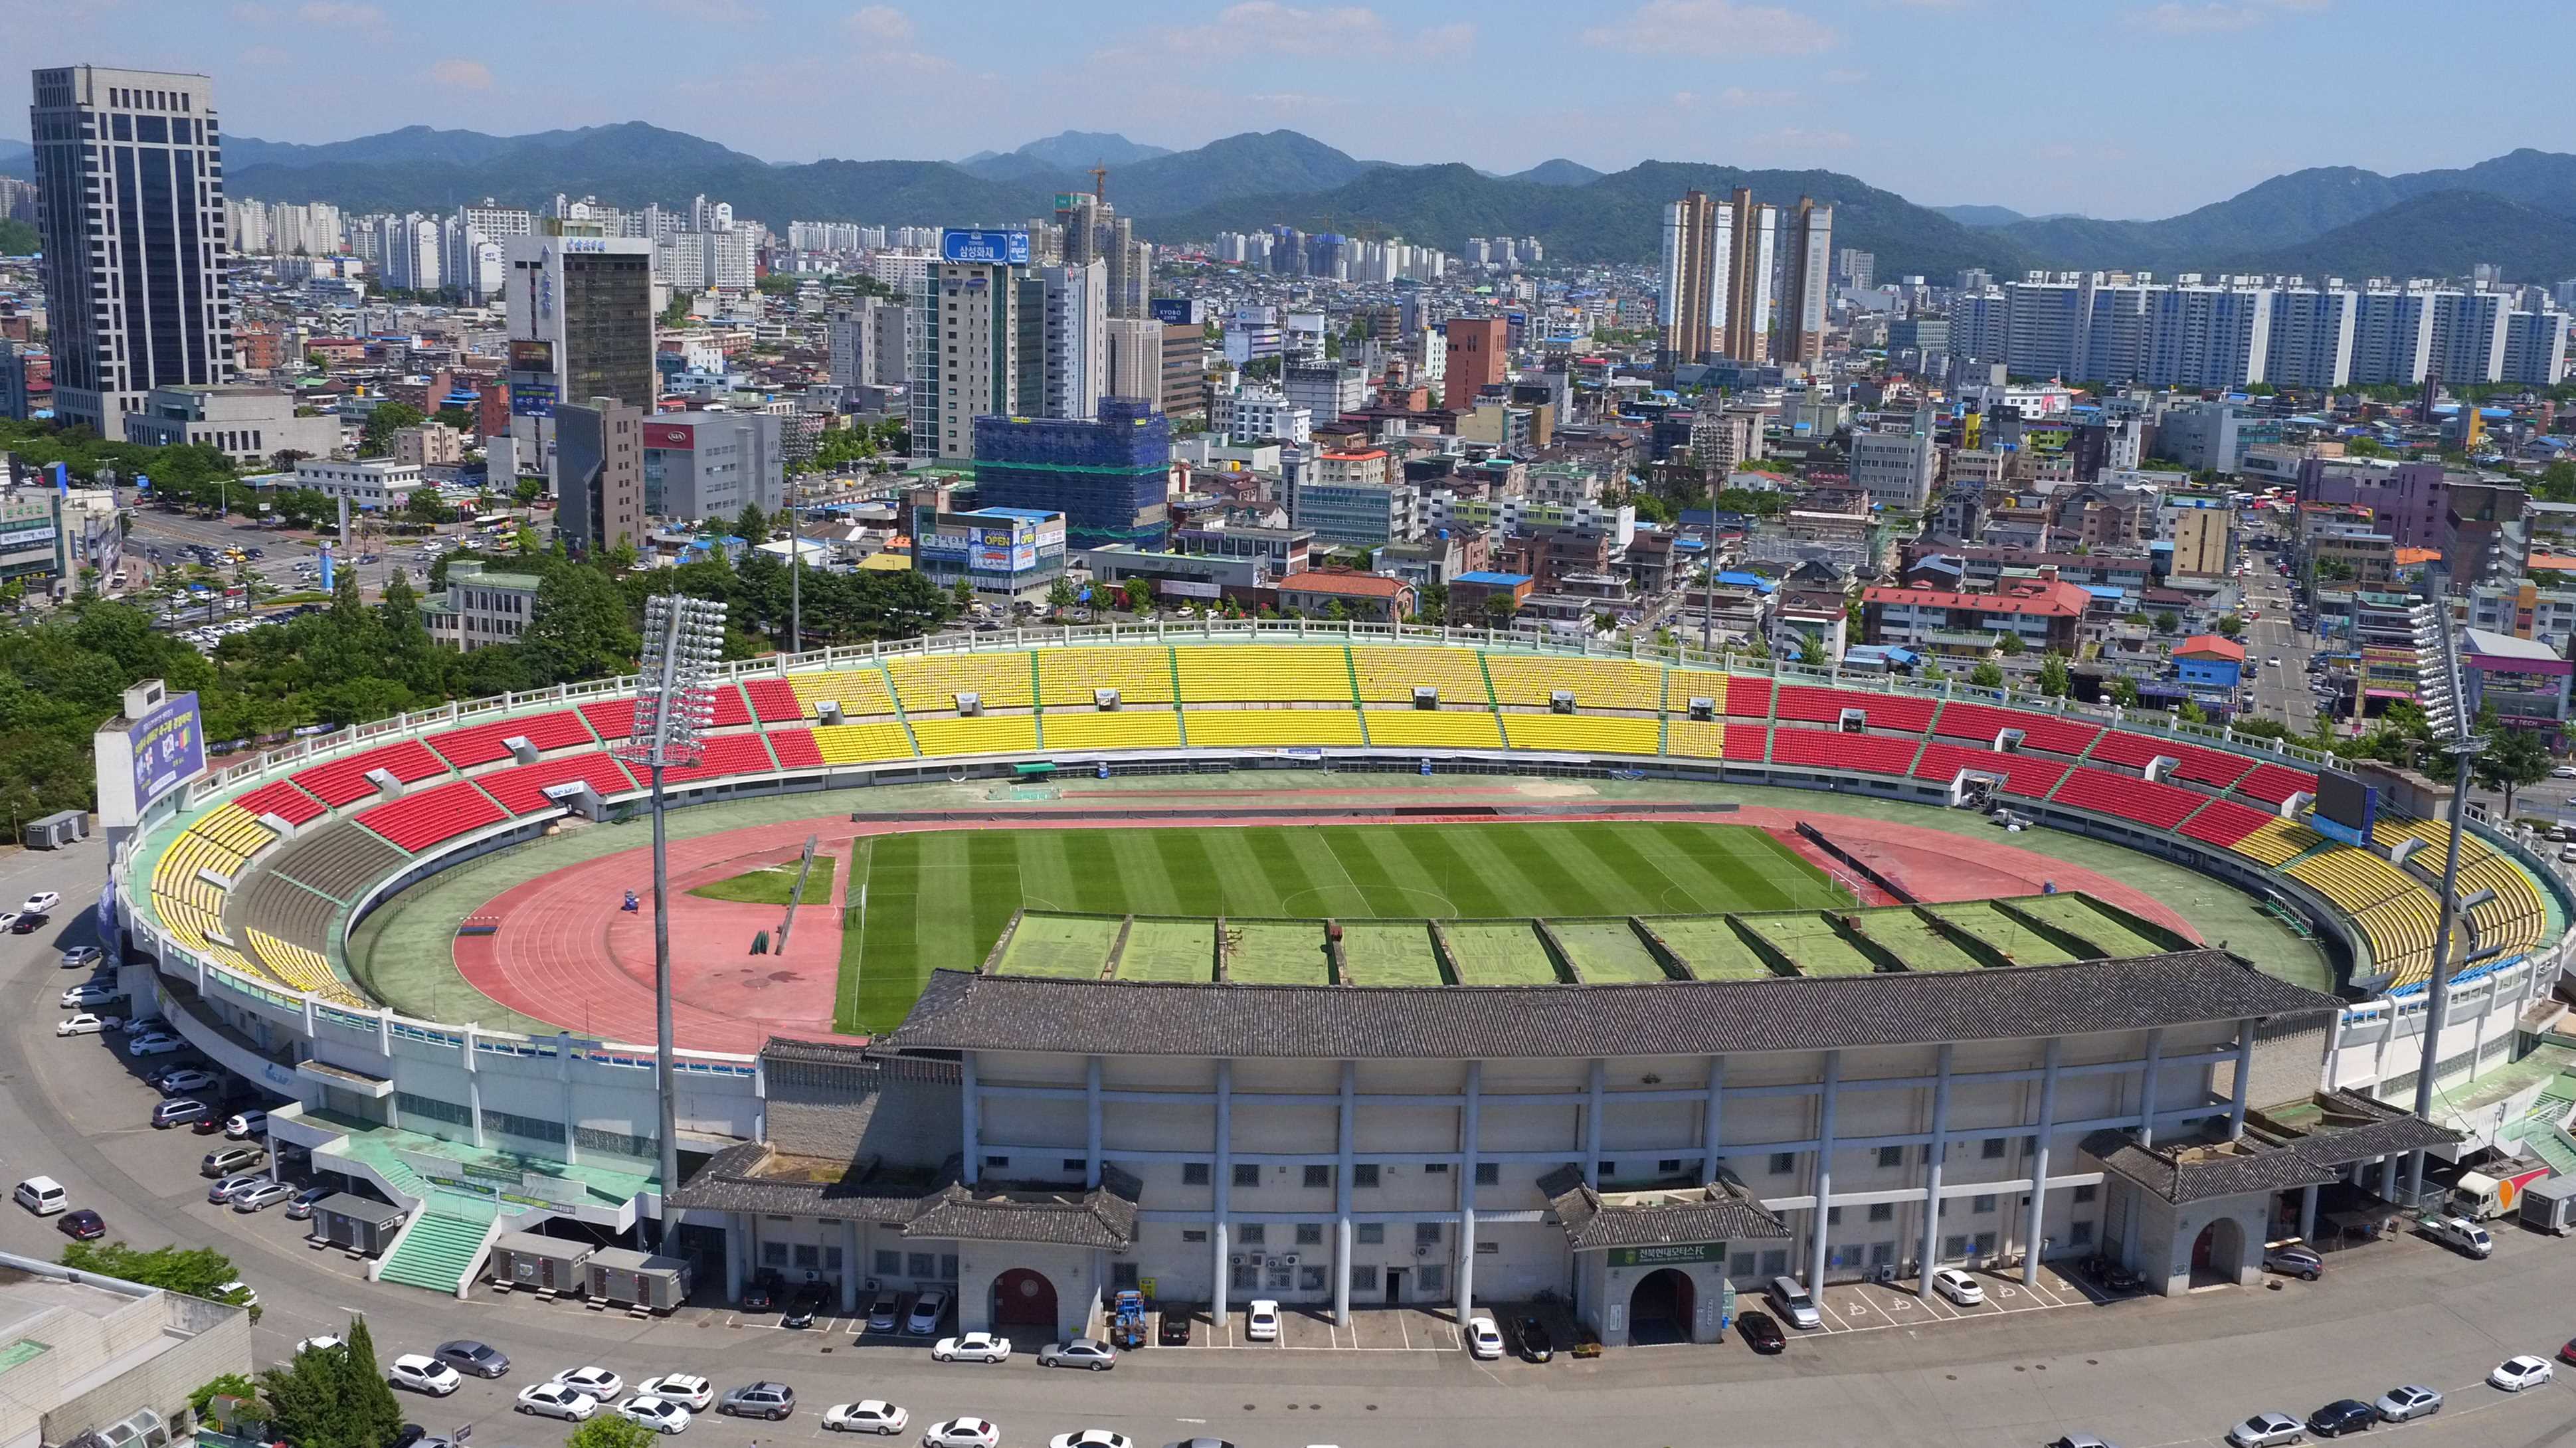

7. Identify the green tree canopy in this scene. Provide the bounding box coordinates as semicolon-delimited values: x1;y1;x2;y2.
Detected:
357;403;424;458
1970;662;2005;688
2037;652;2072;697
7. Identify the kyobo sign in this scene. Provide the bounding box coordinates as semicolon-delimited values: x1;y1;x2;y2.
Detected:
1607;1241;1726;1268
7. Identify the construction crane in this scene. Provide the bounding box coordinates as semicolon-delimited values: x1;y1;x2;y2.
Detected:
1089;163;1108;201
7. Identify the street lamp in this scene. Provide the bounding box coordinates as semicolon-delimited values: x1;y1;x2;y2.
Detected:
614;592;729;1225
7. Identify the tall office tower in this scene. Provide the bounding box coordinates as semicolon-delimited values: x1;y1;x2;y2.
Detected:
1442;316;1508;410
1104;317;1162;403
1657;189;1724;362
911;242;1027;460
502;228;656;488
1836;247;1875;290
1026;258;1107;421
828;296;913;396
29;66;234;434
1720;187;1770;361
1772;197;1833;365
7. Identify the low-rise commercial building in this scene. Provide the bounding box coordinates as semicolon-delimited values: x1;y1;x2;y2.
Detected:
1275;569;1415;621
1863;577;2090;653
913;506;1068;602
120;384;341;466
292;458;426;510
0;1248;250;1448
418;559;541;651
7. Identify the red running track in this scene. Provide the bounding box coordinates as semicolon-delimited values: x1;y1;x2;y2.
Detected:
451;806;2201;1055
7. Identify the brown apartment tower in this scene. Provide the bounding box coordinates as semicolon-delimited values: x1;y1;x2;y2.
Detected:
1720;187;1766;363
1774;196;1835;366
1657;190;1722;362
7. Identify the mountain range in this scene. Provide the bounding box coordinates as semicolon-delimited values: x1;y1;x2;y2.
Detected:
5;125;2574;282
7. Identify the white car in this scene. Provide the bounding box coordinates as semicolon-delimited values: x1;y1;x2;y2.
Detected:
56;1013;119;1036
294;1335;343;1356
2225;1411;2304;1448
217;1280;258;1309
21;892;60;915
1932;1269;1987;1306
517;1384;600;1421
225;1111;268;1139
1049;1433;1132;1448
553;1366;624;1399
61;984;120;1008
618;1397;691;1435
156;1068;218;1095
634;1376;713;1412
128;1033;184;1057
388;1355;462;1396
1466;1316;1504;1359
821;1400;908;1435
929;1332;1012;1364
2489;1355;2555;1392
905;1289;949;1334
1244;1299;1281;1341
920;1419;998;1448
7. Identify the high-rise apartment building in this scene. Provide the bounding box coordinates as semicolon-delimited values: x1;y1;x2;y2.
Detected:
1720;188;1774;363
1773;197;1833;366
503;228;656;488
1104;317;1161;403
1443;317;1508;411
1657;190;1726;362
1029;259;1107;422
29;66;234;433
912;250;1025;460
2264;288;2357;389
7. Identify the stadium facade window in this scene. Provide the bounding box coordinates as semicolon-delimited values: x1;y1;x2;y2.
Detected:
1182;1162;1210;1186
1303;1165;1333;1189
1296;1223;1323;1245
1867;1202;1894;1223
1181;1229;1207;1243
1349;1265;1378;1293
1878;1146;1904;1168
1768;1152;1795;1175
1233;1164;1260;1188
875;1251;901;1276
2070;1222;2095;1247
2074;1184;2098;1204
1062;1158;1086;1173
1474;1163;1498;1186
1356;1223;1384;1245
1972;1194;1997;1214
1414;1222;1442;1246
1981;1138;2007;1160
1239;1224;1265;1245
1112;1263;1139;1289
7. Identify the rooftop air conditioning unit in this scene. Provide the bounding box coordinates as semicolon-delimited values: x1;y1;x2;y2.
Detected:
1281;1254;1299;1266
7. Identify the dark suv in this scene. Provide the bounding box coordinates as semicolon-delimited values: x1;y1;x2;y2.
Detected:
2308;1400;2376;1438
782;1282;830;1329
741;1269;783;1312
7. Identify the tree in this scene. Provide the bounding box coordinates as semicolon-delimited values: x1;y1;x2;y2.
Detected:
2154;610;2180;634
658;293;696;327
1120;578;1153;614
2037;652;2072;697
1970;662;2005;688
401;489;453;526
565;1417;658;1448
949;579;976;612
2214;614;2244;638
2469;719;2552;814
302;349;329;371
59;1241;258;1321
734;501;769;545
357;403;423;458
1997;632;2025;656
2110;677;2141;707
513;477;545;505
190;1372;258;1417
2177;700;2209;725
522;567;640;685
1046;577;1077;621
256;1316;403;1448
1483;594;1519;630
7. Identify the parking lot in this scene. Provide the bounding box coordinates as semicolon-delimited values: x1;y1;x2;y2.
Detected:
1805;1263;2100;1334
1161;1303;1465;1352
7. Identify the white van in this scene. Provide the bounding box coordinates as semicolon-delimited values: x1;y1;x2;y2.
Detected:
14;1177;67;1216
1766;1275;1822;1329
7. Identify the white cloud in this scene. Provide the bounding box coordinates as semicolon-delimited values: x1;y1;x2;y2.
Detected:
1582;0;1836;56
430;58;493;89
2134;0;2326;31
843;4;913;41
1100;3;1463;62
297;0;385;24
1822;66;1869;83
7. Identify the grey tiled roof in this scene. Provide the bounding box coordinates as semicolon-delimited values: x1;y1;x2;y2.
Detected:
879;950;2337;1059
903;1168;1142;1249
668;1148;1141;1248
2084;1091;2465;1206
2082;1131;2339;1205
1537;1164;1791;1251
662;1142;946;1223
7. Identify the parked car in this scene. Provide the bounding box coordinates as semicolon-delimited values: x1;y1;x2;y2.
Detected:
201;1146;264;1178
1243;1299;1281;1341
284;1186;333;1221
552;1368;624;1400
634;1376;712;1412
820;1401;907;1435
2371;1385;2442;1423
129;1033;185;1058
56;1014;120;1036
296;1336;345;1356
1036;1338;1116;1371
1736;1309;1786;1354
905;1289;949;1334
232;1181;295;1212
1158;1312;1191;1346
2422;1216;2494;1258
864;1291;902;1333
717;1382;794;1419
432;1340;509;1378
157;1069;219;1096
2306;1400;2376;1437
515;1384;598;1422
1048;1431;1131;1448
388;1356;462;1397
2490;1356;2555;1392
2226;1411;2306;1448
920;1419;998;1448
1766;1275;1822;1329
616;1398;690;1435
1932;1268;1986;1306
2262;1245;2324;1281
11;912;52;935
21;891;60;914
782;1283;829;1328
930;1334;1012;1365
1512;1316;1554;1363
58;945;103;970
207;1172;267;1204
741;1269;782;1313
224;1111;268;1139
61;983;121;1008
56;1208;106;1240
1465;1316;1504;1360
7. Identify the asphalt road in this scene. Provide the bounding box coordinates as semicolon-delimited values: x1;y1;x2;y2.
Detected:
2;844;2574;1448
2241;557;2323;737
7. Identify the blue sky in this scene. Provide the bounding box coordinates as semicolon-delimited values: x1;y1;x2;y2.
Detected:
7;0;2571;217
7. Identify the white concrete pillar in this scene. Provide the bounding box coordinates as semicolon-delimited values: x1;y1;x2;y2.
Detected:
961;1051;980;1185
1084;1056;1103;1189
2138;1027;2166;1146
1701;1055;1725;1177
1584;1059;1606;1187
840;1220;861;1313
1212;1059;1233;1325
1457;1061;1481;1322
2227;1021;2255;1140
724;1213;744;1303
1809;1050;1840;1295
2023;1039;2061;1287
2298;1183;2319;1243
1918;1043;1952;1297
1334;1060;1355;1327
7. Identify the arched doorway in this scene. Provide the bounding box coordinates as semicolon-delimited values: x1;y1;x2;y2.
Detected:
991;1268;1059;1332
2189;1218;2246;1287
1627;1268;1696;1346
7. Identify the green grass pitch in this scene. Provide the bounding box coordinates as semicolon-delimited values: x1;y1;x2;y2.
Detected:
836;820;1847;1034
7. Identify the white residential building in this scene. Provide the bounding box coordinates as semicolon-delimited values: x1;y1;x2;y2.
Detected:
293;457;425;509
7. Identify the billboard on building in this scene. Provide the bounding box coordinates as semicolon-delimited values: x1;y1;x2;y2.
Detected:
507;339;555;371
2310;767;2378;848
510;382;558;416
942;229;1030;266
644;423;695;450
92;683;204;829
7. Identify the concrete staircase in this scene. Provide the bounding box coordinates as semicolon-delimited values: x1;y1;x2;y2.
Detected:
375;1200;503;1295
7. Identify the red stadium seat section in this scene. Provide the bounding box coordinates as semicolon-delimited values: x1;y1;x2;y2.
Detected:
1911;741;2069;800
767;729;826;769
355;779;510;851
1722;725;1770;761
1720;676;1774;718
579;683;751;741
292;739;449;807
476;753;638;816
2051;765;2207;831
742;678;805;723
1769;725;1918;776
658;733;779;784
1775;685;1936;734
1930;702;2102;757
428;709;597;770
234;780;326;826
2179;798;2276;850
2235;762;2318;806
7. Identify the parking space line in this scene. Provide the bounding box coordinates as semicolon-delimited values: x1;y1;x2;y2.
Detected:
1810;1297;1858;1332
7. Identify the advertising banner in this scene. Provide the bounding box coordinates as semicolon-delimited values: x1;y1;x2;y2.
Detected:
644;423;695;450
127;691;205;813
510;382;558;417
942;228;1030;265
507;339;554;371
1607;1241;1726;1268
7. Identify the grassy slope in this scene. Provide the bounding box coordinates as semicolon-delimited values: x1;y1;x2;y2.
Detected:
687;855;836;907
838;821;1842;1033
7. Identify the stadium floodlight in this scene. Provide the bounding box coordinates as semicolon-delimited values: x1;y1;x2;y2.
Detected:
2406;580;2478;1205
615;592;730;1214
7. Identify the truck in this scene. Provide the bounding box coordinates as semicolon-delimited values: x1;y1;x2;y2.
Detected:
2449;1164;2555;1221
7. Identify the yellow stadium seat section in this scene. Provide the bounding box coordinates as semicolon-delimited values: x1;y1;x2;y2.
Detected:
1485;654;1664;711
1174;645;1354;703
1666;669;1733;715
1503;713;1662;756
1361;709;1505;749
1178;708;1366;746
889;652;1036;710
788;667;897;717
2233;818;2321;867
814;723;919;764
1036;646;1176;706
1348;646;1491;704
1666;719;1726;758
910;715;1043;757
1041;711;1184;751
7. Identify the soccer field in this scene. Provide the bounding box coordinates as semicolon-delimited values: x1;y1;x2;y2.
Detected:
838;820;1847;1032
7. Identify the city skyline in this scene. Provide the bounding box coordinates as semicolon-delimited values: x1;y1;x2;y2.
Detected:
5;0;2573;219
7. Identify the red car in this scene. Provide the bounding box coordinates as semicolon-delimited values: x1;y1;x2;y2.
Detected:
2558;1338;2576;1367
57;1210;105;1240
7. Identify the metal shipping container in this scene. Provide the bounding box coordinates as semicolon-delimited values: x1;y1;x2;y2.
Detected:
490;1231;595;1292
586;1247;691;1312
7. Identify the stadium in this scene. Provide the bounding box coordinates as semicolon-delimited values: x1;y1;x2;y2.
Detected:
106;622;2576;1345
